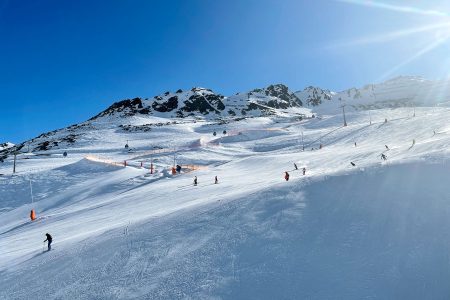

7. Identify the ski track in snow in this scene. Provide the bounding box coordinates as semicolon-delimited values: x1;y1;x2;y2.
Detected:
0;107;450;299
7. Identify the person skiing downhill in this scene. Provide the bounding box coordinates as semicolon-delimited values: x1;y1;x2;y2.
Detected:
215;176;218;184
381;153;387;161
44;233;52;251
302;167;306;175
284;171;290;181
294;163;298;170
385;145;389;150
194;176;198;186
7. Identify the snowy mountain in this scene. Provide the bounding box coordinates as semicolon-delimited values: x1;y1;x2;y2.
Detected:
1;105;450;299
1;77;450;298
3;76;450;157
294;86;334;107
0;142;14;151
0;142;15;160
0;84;308;155
91;84;303;121
306;76;450;113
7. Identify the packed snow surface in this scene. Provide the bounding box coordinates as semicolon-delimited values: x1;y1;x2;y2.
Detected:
1;107;450;299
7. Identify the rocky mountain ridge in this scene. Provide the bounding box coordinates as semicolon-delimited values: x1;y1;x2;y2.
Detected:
90;84;303;121
3;76;450;156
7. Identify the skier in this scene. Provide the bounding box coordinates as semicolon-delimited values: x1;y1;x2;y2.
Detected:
284;171;290;181
215;176;218;184
412;139;416;146
385;145;389;150
30;209;36;221
354;142;357;147
294;163;298;170
194;176;198;186
433;130;436;136
63;151;67;157
385;118;387;123
302;167;306;175
381;153;387;161
176;164;182;173
43;233;52;251
350;162;356;167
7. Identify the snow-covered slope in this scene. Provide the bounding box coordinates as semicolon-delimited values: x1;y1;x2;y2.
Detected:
298;76;450;114
91;84;304;121
0;142;14;151
294;86;334;107
0;84;308;155
4;76;450;157
0;143;15;161
1;106;450;299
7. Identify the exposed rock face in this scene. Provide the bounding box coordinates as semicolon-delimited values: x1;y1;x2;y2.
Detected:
295;86;334;107
0;142;14;151
152;96;179;113
88;84;305;122
251;84;303;108
9;75;450;157
90;98;145;119
6;83;309;157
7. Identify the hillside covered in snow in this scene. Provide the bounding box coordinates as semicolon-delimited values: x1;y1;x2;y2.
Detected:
295;76;450;113
2;76;450;158
1;77;450;299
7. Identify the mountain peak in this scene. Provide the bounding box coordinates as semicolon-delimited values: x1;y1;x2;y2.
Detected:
295;86;334;107
250;83;303;108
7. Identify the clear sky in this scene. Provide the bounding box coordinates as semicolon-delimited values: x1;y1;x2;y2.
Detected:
2;0;450;143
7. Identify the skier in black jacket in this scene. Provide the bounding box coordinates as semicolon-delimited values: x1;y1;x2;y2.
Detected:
44;233;52;251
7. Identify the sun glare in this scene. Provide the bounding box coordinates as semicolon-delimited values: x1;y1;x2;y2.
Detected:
335;0;450;80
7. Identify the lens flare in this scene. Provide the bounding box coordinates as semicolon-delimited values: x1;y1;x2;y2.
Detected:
330;22;450;48
337;0;449;17
378;34;450;80
333;0;450;80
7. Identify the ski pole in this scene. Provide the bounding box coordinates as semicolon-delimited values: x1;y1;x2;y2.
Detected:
43;241;45;252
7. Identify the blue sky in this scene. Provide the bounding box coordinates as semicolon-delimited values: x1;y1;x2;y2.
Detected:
1;0;450;143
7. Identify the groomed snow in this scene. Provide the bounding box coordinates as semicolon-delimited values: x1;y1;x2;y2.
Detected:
1;107;450;299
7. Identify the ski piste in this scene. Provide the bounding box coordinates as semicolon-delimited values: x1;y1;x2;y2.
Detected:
1;216;51;236
1;104;450;299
